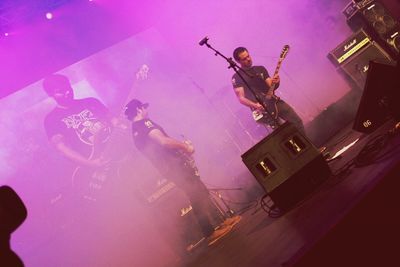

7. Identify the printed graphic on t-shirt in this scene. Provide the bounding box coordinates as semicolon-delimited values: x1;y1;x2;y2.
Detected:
61;109;110;146
232;77;237;86
144;120;154;128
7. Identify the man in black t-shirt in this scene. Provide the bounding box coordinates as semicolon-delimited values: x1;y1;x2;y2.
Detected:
231;47;305;133
124;99;241;246
42;74;119;205
43;74;112;169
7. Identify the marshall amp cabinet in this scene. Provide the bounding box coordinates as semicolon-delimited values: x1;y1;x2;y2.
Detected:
328;28;394;89
342;0;375;20
144;179;223;253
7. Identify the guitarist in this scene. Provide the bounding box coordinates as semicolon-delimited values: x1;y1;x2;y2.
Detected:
43;74;114;170
231;47;305;134
124;99;241;246
42;73;127;208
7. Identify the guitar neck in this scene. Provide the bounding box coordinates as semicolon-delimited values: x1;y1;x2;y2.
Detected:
272;60;283;78
270;60;283;90
266;45;289;94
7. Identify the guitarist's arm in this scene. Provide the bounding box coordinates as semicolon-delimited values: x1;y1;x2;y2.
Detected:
234;86;264;111
50;134;106;167
148;129;194;155
266;74;280;89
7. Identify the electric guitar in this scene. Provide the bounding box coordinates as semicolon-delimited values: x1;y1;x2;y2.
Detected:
252;45;290;127
70;122;128;202
71;64;150;202
178;135;200;176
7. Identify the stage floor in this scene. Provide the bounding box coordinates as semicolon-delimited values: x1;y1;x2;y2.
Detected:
12;119;400;267
179;119;400;267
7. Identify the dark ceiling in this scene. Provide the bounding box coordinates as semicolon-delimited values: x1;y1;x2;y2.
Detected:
0;0;154;99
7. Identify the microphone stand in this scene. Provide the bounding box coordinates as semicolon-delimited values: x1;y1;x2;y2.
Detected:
207;187;243;217
200;39;281;128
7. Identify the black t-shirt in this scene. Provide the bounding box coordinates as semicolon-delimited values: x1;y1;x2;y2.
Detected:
231;65;270;102
131;119;184;177
44;98;110;158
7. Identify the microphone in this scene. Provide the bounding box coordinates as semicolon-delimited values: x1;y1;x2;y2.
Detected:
198;36;209;46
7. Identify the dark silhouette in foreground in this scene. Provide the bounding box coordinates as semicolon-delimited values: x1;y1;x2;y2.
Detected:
0;185;27;267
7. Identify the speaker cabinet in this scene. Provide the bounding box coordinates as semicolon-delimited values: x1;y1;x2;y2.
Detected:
328;29;394;90
346;0;400;57
385;30;400;54
339;40;394;89
353;61;400;133
241;122;331;211
146;180;223;253
146;182;204;253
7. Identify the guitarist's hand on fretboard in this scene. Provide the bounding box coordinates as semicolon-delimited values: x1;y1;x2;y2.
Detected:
271;74;280;86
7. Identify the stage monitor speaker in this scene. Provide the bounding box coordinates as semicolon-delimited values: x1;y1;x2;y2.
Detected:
241;122;331;211
353;61;400;133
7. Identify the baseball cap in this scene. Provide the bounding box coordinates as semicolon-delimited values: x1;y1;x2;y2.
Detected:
124;99;149;119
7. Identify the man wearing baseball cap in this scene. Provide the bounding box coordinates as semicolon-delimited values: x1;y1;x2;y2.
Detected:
125;99;241;247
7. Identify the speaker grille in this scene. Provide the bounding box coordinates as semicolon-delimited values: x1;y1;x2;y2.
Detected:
345;0;399;58
339;41;394;89
362;2;398;36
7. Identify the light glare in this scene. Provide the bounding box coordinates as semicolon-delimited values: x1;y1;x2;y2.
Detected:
45;12;53;20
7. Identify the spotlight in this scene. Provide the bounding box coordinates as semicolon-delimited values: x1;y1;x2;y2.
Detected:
4;32;9;37
45;12;53;20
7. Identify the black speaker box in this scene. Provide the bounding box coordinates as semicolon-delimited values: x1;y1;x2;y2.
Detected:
241;122;331;211
346;0;400;57
353;61;400;133
147;182;204;253
339;40;394;89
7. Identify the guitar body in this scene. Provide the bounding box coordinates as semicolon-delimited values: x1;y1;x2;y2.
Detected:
70;125;128;203
177;138;200;177
252;95;280;128
71;162;121;203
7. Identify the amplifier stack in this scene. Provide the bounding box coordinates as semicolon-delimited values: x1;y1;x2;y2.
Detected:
330;0;399;90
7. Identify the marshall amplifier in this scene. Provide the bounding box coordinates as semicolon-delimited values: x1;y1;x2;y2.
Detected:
328;29;372;66
342;1;358;20
328;29;394;89
342;0;374;20
145;180;204;254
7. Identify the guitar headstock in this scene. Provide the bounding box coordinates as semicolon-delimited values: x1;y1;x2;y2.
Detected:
136;64;150;81
280;45;290;60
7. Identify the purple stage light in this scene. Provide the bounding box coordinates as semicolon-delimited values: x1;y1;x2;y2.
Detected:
45;12;53;20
